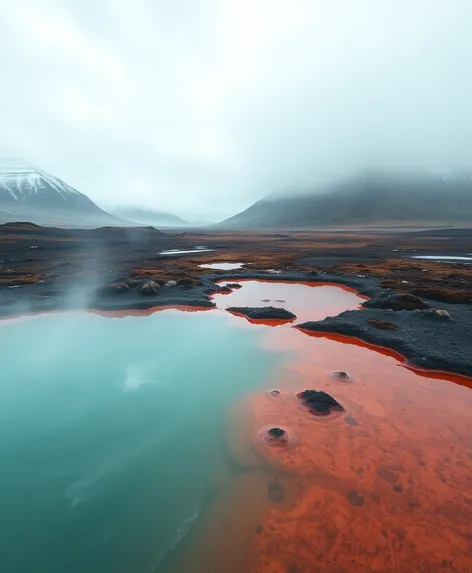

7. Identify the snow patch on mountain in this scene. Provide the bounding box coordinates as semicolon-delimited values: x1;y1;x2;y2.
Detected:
0;159;128;228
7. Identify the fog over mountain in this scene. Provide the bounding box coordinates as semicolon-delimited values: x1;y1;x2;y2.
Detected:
222;169;472;228
1;1;472;220
109;206;187;227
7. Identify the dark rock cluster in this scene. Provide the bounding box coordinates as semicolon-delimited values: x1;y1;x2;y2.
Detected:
363;293;429;311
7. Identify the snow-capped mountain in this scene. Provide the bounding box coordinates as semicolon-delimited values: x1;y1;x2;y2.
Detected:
0;160;125;227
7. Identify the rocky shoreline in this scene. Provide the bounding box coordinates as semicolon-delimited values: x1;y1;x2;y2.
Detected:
1;223;472;377
1;267;471;377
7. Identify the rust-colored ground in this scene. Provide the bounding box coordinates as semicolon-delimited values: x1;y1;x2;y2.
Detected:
173;284;472;573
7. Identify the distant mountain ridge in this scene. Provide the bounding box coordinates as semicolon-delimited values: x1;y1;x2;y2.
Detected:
110;205;187;227
222;170;472;228
0;160;126;227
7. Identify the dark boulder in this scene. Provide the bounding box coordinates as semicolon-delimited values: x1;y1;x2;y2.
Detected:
268;427;285;439
227;306;296;320
364;293;429;311
333;371;350;380
297;390;345;415
412;308;452;320
226;283;242;289
138;281;160;295
126;277;144;288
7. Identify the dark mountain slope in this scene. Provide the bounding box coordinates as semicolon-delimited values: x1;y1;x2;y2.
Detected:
0;160;128;228
222;171;472;228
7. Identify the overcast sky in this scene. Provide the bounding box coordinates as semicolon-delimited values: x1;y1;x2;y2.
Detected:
1;1;471;221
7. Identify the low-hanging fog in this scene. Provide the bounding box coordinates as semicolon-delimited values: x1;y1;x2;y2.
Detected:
1;0;471;221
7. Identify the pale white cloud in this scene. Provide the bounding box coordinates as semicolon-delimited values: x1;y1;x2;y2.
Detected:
1;0;471;220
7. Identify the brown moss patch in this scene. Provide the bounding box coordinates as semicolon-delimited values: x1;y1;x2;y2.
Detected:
333;259;472;304
0;275;43;286
368;319;398;331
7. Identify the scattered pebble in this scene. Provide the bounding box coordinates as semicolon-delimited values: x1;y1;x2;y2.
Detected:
333;371;351;381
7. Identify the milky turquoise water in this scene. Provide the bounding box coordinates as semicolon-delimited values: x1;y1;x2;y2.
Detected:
0;310;283;573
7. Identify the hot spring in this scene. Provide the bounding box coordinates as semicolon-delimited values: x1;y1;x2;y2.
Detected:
2;282;472;573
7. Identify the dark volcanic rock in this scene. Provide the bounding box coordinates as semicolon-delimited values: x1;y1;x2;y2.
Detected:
413;308;452;320
364;293;429;311
298;301;472;377
297;390;345;415
333;371;350;380
227;306;296;320
268;427;285;439
226;283;242;289
138;281;160;295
